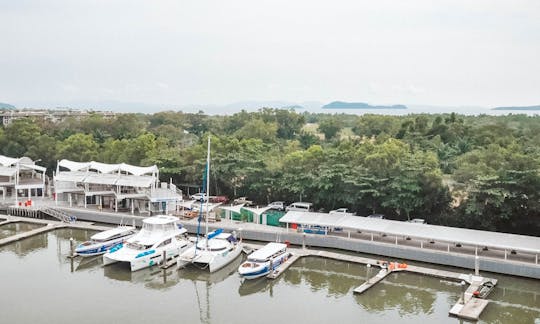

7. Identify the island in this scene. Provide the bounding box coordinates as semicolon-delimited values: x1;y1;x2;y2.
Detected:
0;102;16;110
492;105;540;111
323;101;407;109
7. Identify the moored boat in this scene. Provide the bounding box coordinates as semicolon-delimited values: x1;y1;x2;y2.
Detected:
176;137;243;273
103;215;191;271
238;242;290;279
178;228;243;273
75;226;136;257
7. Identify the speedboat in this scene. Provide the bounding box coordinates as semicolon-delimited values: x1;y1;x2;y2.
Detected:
103;215;191;271
75;226;136;257
178;228;243;273
238;242;290;279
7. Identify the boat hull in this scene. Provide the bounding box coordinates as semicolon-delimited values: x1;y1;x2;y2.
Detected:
104;242;191;271
76;236;132;257
209;243;243;273
238;251;290;279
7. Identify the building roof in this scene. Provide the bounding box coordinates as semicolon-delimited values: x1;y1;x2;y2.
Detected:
0;155;46;172
58;159;158;176
280;211;540;254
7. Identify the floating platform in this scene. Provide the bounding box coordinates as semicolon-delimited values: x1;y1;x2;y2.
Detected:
267;253;300;279
353;268;390;294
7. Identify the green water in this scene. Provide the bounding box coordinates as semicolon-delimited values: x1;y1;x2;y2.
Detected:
0;229;538;324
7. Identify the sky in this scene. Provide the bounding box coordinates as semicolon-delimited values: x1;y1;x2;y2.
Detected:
1;0;539;111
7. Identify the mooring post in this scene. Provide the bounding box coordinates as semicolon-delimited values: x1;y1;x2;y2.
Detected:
162;250;167;266
460;280;466;304
69;237;75;258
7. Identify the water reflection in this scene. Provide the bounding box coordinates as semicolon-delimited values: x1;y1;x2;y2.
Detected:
0;222;44;239
1;231;48;256
1;229;539;324
283;257;368;297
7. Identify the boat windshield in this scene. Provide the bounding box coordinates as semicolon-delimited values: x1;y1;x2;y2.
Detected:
126;242;151;250
196;246;227;252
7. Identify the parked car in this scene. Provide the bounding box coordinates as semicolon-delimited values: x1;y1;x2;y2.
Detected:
285;202;313;212
329;208;355;215
267;201;286;211
407;218;426;224
190;192;208;201
367;214;385;219
233;197;253;205
210;196;229;204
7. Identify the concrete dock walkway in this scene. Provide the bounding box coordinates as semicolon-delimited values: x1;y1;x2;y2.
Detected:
0;215;111;247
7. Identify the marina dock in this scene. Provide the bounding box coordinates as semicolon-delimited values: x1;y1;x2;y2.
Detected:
244;243;497;321
0;215;111;247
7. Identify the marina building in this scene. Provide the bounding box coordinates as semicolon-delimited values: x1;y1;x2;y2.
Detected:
53;159;182;214
0;155;46;202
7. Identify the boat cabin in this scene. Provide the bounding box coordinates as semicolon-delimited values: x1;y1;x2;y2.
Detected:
247;242;288;262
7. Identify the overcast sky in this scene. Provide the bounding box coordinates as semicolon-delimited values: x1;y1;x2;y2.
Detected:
1;0;539;109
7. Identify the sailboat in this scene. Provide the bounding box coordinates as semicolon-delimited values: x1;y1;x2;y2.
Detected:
177;137;243;273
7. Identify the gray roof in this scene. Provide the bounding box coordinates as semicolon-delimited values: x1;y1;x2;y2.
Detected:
280;211;540;254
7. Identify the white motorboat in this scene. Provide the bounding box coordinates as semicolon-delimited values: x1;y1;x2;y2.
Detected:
238;242;290;279
75;226;137;257
103;215;191;271
177;137;243;273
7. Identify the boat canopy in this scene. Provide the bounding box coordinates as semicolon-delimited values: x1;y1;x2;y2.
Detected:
90;226;135;241
248;243;287;262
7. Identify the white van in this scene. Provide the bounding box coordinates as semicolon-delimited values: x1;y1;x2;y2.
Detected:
285;202;313;212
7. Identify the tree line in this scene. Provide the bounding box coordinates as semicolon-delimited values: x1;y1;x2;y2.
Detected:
1;108;539;235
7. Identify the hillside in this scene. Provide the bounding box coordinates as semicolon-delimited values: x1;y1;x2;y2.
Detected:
323;101;407;109
0;102;16;109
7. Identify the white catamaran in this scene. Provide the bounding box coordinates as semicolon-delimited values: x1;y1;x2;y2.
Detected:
177;137;243;273
103;215;191;271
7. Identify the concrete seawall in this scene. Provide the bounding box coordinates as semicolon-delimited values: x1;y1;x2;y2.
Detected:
28;207;540;279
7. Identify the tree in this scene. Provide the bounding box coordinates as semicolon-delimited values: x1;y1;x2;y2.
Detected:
56;134;99;161
317;117;342;140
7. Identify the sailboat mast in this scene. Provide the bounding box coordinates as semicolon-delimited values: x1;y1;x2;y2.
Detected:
205;136;210;248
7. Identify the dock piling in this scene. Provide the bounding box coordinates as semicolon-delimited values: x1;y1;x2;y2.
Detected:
69;237;75;258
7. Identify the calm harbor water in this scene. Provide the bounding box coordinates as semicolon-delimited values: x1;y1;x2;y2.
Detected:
0;228;538;324
0;222;43;240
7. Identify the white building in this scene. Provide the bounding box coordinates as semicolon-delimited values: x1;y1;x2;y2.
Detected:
0;155;46;203
54;159;182;214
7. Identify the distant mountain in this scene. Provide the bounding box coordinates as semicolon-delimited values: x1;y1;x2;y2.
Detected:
492;105;540;111
0;102;16;109
323;101;407;109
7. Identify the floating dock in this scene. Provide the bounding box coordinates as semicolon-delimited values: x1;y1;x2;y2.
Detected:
0;215;110;247
244;243;497;321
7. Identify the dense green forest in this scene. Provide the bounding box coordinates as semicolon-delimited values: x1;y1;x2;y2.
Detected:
1;109;539;236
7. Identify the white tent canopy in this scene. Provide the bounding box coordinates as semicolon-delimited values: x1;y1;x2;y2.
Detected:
242;206;272;216
220;204;245;214
0;155;21;167
58;159;158;176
